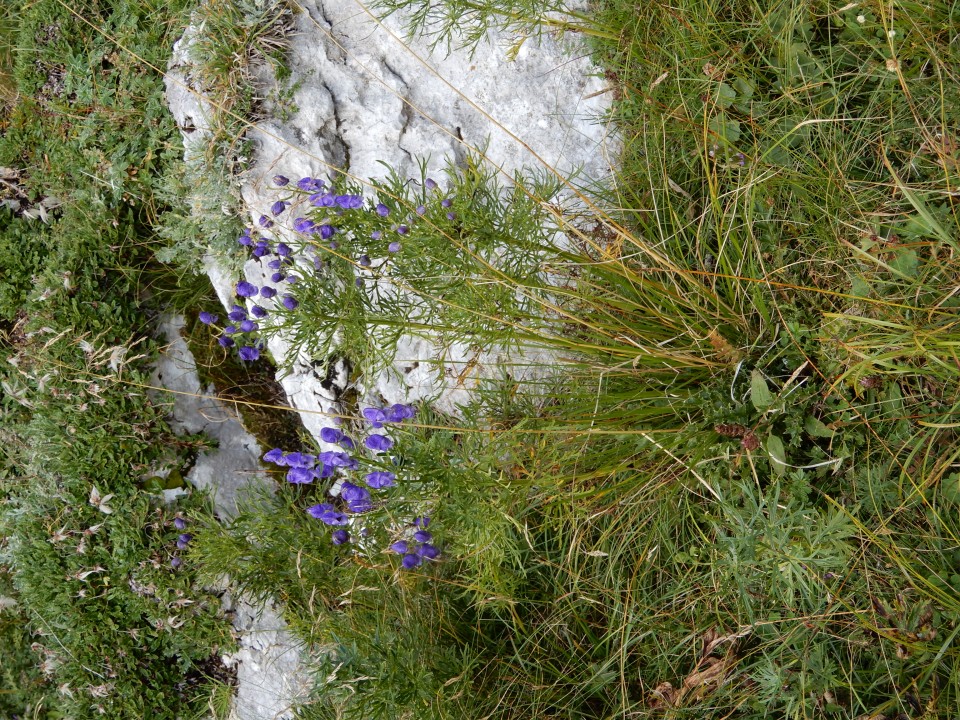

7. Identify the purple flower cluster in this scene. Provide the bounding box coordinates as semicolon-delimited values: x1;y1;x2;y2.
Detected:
198;215;311;356
388;517;440;569
211;292;266;359
262;402;433;565
275;174;452;273
169;516;189;568
262;447;359;484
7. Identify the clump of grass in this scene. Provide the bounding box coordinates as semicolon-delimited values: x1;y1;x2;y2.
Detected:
156;0;295;270
189;0;294;136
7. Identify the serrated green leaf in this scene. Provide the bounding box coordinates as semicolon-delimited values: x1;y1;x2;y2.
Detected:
716;82;737;108
850;275;872;298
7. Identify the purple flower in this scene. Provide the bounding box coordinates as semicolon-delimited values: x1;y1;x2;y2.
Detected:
319;224;336;240
224;325;237;335
228;306;247;322
253;242;271;258
306;503;348;526
236;281;258;298
339;436;355;450
371;231;382;241
286;467;314;484
218;336;235;348
273;175;290;186
310;192;335;207
417;543;440;560
446;212;456;221
267;258;283;270
238;345;260;362
271;272;285;283
170;557;182;568
425;178;438;190
178;533;192;545
363;407;387;428
385;403;415;422
441;198;452;208
340;481;370;503
414;516;430;528
199;311;218;325
277;242;292;257
320;427;344;443
376;203;390;217
364;471;395;489
396;225;408;235
359;254;371;267
388;242;401;253
259;214;273;228
390;541;409;554
365;434;393;452
239;319;258;333
282;295;299;310
263;448;285;464
297;177;321;191
415;205;425;215
173;517;187;530
271;200;287;216
319;451;356;469
251;305;268;319
402;554;421;569
332;529;350;545
347;497;373;513
260;286;277;299
414;530;433;543
293;217;317;234
283;452;312;468
238;233;253;247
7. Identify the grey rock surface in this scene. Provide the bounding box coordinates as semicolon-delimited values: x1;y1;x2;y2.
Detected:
151;315;312;720
150;314;268;520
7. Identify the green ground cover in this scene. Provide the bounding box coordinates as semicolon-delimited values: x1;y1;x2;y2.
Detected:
0;1;235;717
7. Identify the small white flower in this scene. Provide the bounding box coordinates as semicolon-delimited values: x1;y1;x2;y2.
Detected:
89;485;115;514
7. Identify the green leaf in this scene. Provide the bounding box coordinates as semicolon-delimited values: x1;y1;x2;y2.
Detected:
805;416;835;438
716;82;737;109
850;275;872;298
750;370;774;411
888;248;918;278
767;435;787;477
941;473;960;505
